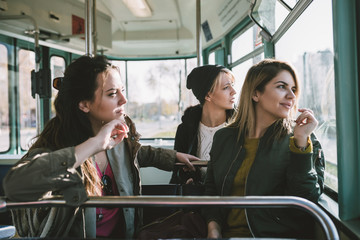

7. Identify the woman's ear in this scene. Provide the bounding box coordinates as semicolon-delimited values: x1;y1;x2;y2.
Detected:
79;101;90;113
252;91;259;102
205;94;211;102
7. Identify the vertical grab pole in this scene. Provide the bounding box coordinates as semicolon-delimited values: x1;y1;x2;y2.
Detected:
34;25;41;135
92;0;97;56
85;0;93;56
196;0;202;66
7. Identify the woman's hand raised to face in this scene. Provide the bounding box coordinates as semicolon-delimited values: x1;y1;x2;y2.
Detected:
97;118;129;151
74;118;129;169
293;108;318;148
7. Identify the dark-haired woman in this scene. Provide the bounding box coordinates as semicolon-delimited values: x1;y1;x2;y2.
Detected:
3;56;197;239
203;59;325;239
170;65;236;185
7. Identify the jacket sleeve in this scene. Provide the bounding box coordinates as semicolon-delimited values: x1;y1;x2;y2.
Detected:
136;145;177;171
285;135;323;202
3;147;88;206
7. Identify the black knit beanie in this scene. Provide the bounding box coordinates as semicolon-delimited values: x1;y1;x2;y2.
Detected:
186;64;225;104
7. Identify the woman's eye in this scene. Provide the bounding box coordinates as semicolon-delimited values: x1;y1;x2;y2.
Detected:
278;85;285;89
109;91;117;96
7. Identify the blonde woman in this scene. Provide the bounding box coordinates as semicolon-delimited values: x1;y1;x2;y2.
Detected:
203;59;325;239
170;65;236;185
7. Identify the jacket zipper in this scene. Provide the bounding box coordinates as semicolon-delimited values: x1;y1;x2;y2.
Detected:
221;145;242;195
244;138;261;238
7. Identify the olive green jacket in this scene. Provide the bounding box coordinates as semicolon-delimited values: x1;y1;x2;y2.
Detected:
3;117;176;239
203;124;324;238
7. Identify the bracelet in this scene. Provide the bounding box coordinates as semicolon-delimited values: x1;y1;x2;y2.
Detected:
297;146;307;152
294;137;310;152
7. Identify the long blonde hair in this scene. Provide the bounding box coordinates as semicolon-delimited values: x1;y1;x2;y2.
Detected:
229;59;300;141
208;68;236;93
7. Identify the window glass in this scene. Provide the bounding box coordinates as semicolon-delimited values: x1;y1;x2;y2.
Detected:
252;0;290;35
123;58;197;138
208;52;215;65
275;0;337;191
50;56;65;118
231;25;263;62
19;49;36;150
0;44;9;151
231;53;264;103
182;58;198;108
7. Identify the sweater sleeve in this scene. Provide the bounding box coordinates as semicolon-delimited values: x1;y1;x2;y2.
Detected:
3;147;88;206
289;136;312;153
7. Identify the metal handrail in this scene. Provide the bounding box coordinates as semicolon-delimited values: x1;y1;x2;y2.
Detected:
0;195;339;240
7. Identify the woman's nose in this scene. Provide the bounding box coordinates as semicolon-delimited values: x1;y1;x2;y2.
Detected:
119;93;127;105
231;85;236;95
287;89;296;99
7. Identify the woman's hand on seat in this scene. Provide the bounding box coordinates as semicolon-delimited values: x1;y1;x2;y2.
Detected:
175;152;198;172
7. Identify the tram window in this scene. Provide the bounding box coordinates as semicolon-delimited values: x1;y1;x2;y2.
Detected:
208;52;215;65
251;0;292;35
111;60;127;98
50;56;65;118
0;44;9;152
125;58;197;138
231;53;264;102
184;57;198;106
19;49;36;150
275;0;337;191
231;24;263;62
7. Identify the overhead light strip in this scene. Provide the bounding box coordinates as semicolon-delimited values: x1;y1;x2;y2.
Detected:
122;0;152;18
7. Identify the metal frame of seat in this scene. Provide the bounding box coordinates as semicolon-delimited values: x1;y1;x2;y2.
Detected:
0;195;339;239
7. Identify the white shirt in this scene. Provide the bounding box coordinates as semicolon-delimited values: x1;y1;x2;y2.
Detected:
197;121;227;160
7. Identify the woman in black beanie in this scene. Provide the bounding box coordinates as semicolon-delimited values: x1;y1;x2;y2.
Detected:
170;65;236;186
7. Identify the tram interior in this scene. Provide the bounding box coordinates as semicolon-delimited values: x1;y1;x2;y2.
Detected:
0;0;359;239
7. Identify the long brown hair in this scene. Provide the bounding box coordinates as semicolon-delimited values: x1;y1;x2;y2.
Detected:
229;59;300;142
27;56;118;196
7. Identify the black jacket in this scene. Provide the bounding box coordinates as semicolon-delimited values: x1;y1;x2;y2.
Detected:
170;105;234;184
202;123;325;238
